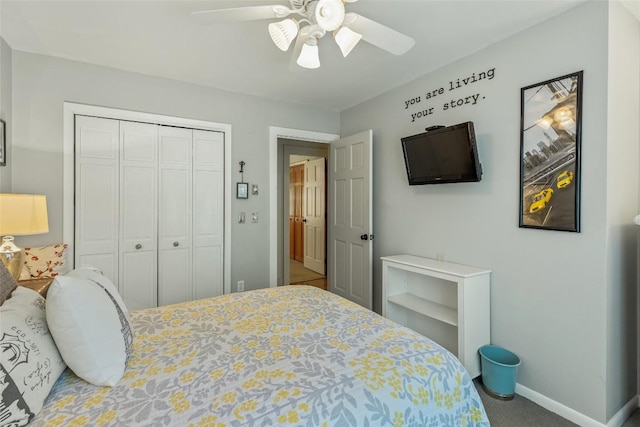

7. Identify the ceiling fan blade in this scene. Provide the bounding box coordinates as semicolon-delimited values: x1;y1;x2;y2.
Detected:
345;13;415;55
190;5;291;25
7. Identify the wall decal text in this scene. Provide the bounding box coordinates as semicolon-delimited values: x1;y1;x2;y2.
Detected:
403;67;496;122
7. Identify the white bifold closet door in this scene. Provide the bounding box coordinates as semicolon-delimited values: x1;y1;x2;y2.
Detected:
75;116;120;283
158;126;192;307
120;121;158;309
75;116;224;310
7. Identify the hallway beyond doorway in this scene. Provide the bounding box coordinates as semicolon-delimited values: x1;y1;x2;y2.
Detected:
289;259;327;290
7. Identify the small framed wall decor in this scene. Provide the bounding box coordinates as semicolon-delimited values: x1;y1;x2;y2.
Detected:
237;182;249;199
0;119;5;166
519;71;583;232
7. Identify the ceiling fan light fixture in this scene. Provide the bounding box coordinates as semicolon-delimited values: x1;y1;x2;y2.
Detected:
315;0;345;32
297;38;320;69
268;18;299;51
334;26;362;57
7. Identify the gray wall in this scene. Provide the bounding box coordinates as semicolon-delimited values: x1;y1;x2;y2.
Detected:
606;1;640;420
341;1;637;423
0;37;11;191
10;50;340;292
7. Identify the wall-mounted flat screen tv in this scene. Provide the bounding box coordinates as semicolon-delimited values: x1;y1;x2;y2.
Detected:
401;121;482;185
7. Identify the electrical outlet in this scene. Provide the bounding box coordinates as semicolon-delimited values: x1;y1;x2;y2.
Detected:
251;184;259;195
251;212;258;223
238;212;245;223
237;280;244;292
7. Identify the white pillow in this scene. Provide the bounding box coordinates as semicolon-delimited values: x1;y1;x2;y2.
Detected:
46;268;133;386
0;287;67;425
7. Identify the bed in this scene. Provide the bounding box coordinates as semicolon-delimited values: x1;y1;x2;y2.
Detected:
6;274;489;426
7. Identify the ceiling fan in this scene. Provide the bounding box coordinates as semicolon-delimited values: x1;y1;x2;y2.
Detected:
190;0;415;69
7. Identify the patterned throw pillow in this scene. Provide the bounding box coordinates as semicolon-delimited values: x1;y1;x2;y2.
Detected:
0;260;18;305
0;287;67;426
19;267;32;281
23;244;68;278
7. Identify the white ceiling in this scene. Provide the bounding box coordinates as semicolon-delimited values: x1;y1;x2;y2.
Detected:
1;0;588;112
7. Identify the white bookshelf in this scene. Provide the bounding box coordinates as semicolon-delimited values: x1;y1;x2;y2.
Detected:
381;254;490;378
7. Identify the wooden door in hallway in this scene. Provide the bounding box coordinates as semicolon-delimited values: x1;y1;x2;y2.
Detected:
289;163;305;262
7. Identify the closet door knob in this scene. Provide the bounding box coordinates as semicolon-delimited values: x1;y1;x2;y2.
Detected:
135;244;142;249
173;242;179;247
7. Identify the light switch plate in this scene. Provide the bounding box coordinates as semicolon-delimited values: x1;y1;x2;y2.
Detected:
238;212;245;223
251;212;258;223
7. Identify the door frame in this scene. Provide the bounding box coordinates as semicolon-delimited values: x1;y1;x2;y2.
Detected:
62;102;233;294
269;126;339;287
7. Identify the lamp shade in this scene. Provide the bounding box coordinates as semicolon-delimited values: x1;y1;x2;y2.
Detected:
269;18;299;51
0;194;49;235
334;26;362;57
297;39;320;69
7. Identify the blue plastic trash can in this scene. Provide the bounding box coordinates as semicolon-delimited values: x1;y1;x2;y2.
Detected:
478;344;521;400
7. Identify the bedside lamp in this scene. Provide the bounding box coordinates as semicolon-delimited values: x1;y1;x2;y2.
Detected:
0;194;49;280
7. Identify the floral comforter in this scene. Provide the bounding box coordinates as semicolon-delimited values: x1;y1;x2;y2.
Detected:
32;286;489;426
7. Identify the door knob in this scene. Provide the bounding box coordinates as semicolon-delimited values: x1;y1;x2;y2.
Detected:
303;219;307;223
173;242;179;247
135;244;142;249
360;234;368;241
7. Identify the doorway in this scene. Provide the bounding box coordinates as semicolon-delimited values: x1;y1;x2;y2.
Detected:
269;126;339;289
288;153;327;289
270;127;373;310
283;144;328;289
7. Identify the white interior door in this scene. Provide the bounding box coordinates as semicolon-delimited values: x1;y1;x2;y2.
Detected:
193;129;225;299
158;126;193;306
119;121;158;310
303;158;326;274
75;116;120;283
328;130;373;309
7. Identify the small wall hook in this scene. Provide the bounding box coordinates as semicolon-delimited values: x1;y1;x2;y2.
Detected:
239;161;246;183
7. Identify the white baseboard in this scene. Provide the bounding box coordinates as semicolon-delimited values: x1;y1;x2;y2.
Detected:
515;384;639;427
607;395;639;427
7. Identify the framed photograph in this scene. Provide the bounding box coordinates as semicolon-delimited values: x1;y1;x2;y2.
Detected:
0;119;5;166
519;71;583;232
237;182;249;199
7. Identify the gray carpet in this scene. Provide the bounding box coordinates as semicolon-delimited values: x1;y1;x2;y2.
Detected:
475;379;576;426
475;379;640;426
624;410;640;427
